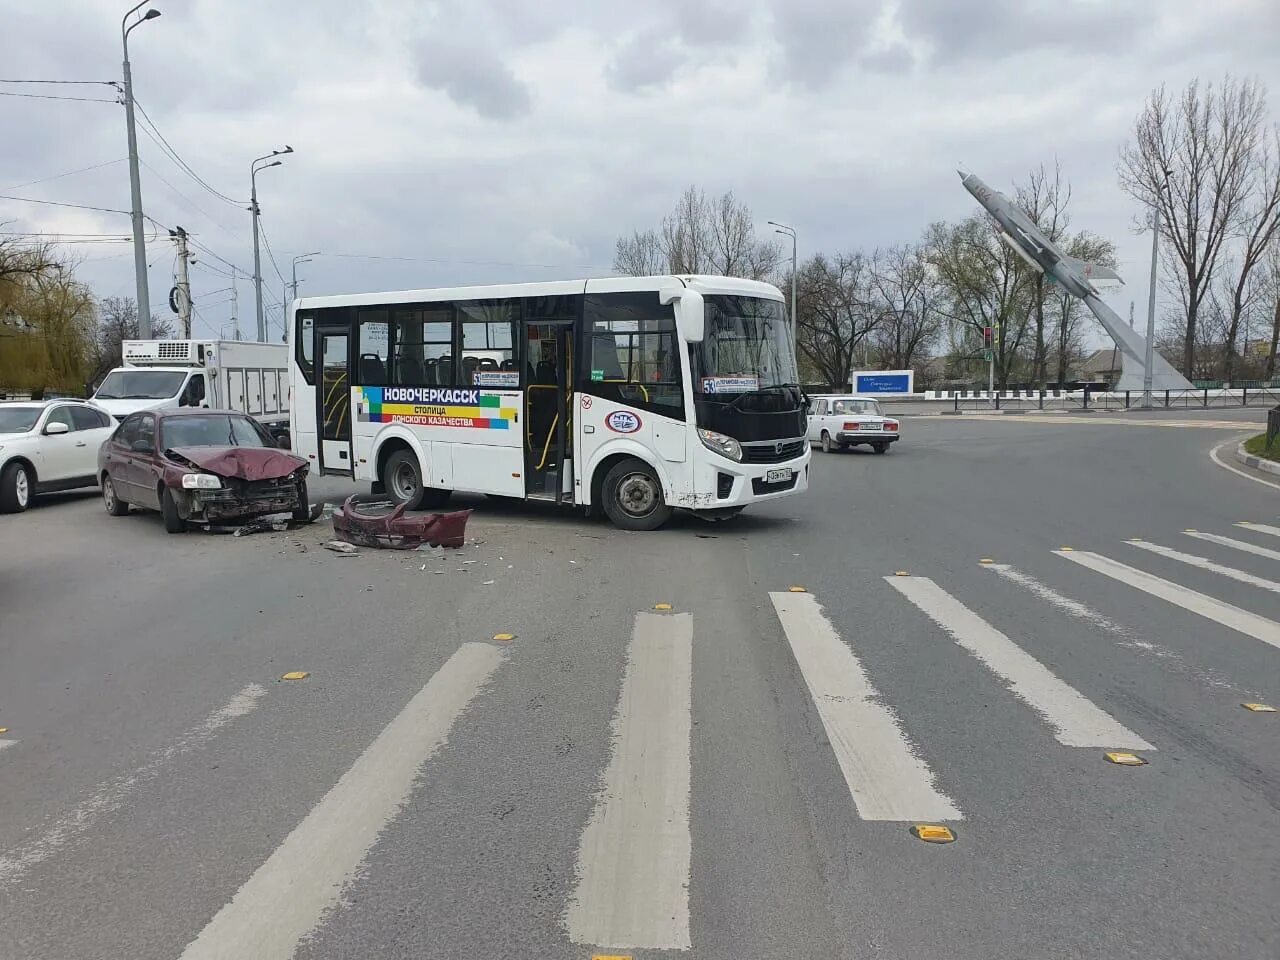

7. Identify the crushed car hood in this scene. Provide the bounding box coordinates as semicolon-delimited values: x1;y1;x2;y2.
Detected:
167;446;306;481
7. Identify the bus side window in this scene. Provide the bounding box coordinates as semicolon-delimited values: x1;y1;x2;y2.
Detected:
583;292;683;420
296;314;315;384
458;300;518;385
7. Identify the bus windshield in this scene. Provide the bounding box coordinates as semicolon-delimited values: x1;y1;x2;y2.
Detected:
690;296;799;397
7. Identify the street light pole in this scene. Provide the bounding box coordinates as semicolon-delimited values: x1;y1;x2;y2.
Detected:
250;146;292;342
122;3;161;338
1142;173;1171;410
768;221;798;377
290;251;319;300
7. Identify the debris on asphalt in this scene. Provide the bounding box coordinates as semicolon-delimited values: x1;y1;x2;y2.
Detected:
483;579;495;585
332;495;472;549
324;540;359;554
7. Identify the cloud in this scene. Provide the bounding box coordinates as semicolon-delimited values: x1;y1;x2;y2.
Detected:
607;30;688;92
771;0;883;88
414;40;533;120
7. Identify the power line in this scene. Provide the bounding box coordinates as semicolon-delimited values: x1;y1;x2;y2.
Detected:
0;194;130;215
258;218;287;287
132;99;241;206
0;90;118;103
1;158;128;193
185;234;250;278
0;79;117;85
138;156;238;237
285;249;609;271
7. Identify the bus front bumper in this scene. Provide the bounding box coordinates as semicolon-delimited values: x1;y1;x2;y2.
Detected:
685;449;811;510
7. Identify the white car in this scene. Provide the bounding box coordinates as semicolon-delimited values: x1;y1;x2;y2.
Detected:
807;395;900;454
0;399;118;512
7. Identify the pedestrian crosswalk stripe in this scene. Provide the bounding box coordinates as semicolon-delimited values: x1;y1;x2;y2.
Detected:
1184;530;1280;563
770;591;962;822
1235;522;1280;538
1127;540;1280;594
886;576;1153;750
567;613;692;951
0;740;15;753
179;645;505;960
1056;550;1280;653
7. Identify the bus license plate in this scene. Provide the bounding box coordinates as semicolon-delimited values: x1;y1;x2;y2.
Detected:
765;467;793;484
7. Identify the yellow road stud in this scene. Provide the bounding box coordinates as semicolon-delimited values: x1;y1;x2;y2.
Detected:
593;955;633;960
1184;529;1197;533
0;727;7;735
911;824;955;843
281;671;309;681
1104;751;1147;766
1242;703;1277;712
654;602;673;610
894;570;910;577
492;633;516;642
979;558;994;564
787;586;807;593
1059;546;1074;552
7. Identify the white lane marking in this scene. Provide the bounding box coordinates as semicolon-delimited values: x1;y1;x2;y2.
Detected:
0;740;16;753
1127;540;1280;594
1236;521;1280;538
1057;550;1280;653
0;683;267;885
566;613;693;951
887;576;1153;749
1210;437;1280;490
983;563;1255;695
769;591;961;822
180;643;504;960
1186;530;1280;562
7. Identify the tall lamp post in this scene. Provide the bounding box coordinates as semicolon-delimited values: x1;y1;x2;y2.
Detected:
1141;170;1173;410
122;3;161;337
768;220;798;374
290;251;320;301
250;146;292;342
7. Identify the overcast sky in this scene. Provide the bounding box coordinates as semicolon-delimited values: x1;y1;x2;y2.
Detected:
2;0;1277;344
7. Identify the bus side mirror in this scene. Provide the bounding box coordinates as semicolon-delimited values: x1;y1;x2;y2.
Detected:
660;287;704;343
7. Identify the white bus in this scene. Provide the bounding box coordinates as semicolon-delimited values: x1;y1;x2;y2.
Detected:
287;275;809;529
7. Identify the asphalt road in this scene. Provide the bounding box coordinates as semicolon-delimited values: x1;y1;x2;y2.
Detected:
1;408;1277;960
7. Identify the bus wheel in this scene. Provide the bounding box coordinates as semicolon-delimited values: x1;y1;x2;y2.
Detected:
602;459;671;531
384;450;425;510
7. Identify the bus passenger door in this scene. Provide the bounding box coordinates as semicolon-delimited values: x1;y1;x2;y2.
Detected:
524;321;572;501
316;326;353;474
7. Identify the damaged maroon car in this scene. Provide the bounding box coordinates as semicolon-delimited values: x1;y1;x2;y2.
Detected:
98;409;309;533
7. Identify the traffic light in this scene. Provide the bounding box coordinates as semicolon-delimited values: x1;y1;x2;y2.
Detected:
982;326;994;348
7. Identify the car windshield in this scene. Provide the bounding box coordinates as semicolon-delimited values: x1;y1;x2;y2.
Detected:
95;370;186;400
690;295;799;396
832;399;881;415
161;415;272;449
0;406;42;433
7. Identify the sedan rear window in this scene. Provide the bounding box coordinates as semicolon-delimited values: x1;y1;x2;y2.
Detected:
161;415;273;449
0;407;42;433
832;400;880;415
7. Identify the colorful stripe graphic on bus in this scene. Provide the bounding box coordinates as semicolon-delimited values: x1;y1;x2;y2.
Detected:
358;386;518;430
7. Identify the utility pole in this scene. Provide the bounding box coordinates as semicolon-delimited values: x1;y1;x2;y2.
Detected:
250;146;293;342
169;225;191;338
768;222;798;364
229;268;240;341
122;4;161;337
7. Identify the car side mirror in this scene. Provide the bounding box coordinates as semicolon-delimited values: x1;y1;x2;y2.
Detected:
44;421;69;435
131;439;153;454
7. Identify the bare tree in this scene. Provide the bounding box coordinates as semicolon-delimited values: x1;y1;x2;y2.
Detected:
867;244;942;369
794;252;879;388
90;296;173;387
1222;126;1280;381
1015;162;1073;390
1120;76;1269;377
613;186;781;279
1264;244;1280;380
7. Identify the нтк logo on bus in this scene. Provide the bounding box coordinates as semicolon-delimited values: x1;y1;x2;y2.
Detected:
604;410;642;433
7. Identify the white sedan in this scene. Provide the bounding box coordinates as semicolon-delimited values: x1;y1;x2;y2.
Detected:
0;399;118;512
807;395;900;454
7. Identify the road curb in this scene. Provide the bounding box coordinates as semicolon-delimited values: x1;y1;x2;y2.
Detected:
1235;441;1280;477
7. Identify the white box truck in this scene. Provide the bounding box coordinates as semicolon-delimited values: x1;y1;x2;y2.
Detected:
92;340;290;434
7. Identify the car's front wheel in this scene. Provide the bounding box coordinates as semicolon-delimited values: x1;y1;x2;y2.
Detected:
160;486;187;533
0;461;32;513
102;474;129;516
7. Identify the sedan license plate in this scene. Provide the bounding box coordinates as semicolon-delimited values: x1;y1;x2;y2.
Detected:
765;467;793;484
861;423;882;431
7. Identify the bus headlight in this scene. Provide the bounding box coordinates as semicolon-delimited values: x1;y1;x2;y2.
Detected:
182;473;222;489
697;428;742;462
